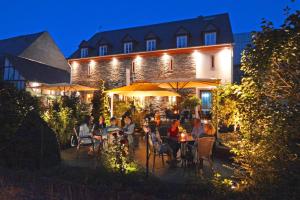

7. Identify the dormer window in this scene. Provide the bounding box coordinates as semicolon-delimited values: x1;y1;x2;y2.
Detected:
146;39;156;51
176;35;187;48
124;42;133;54
99;45;108;56
204;32;217;45
80;48;88;58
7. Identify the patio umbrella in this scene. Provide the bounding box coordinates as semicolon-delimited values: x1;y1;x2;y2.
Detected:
106;83;180;97
29;83;98;92
149;78;221;92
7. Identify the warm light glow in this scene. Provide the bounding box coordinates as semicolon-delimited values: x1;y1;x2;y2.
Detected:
72;61;79;69
30;82;40;87
192;51;202;78
135;56;142;65
89;60;96;68
162;53;170;64
112;57;118;66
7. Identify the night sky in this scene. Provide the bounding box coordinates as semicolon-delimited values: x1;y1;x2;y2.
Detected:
0;0;299;57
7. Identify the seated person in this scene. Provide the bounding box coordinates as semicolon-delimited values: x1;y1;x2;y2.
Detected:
104;117;120;144
167;120;181;160
191;118;204;139
78;116;94;154
123;116;135;152
201;123;216;138
79;116;92;143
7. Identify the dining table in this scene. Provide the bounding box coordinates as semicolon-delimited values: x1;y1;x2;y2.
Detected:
178;133;195;167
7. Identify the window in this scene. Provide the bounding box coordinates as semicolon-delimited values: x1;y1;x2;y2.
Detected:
211;55;215;70
146;39;156;51
169;59;173;71
176;35;187;48
99;45;108;56
87;64;91;76
201;91;212;110
124;42;133;54
204;32;217;45
131;61;135;73
80;48;88;58
3;58;25;89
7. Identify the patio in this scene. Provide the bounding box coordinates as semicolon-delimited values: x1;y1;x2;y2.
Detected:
61;135;234;183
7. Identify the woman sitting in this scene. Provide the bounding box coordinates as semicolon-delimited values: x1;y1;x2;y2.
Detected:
78;116;94;154
167;120;181;161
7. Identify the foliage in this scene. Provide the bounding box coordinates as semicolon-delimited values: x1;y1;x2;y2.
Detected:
43;98;75;148
212;10;300;190
211;84;240;130
43;95;88;147
91;80;110;124
181;96;201;113
0;82;40;143
113;100;130;118
101;133;138;174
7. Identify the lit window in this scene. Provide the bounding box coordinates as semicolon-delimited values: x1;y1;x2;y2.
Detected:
204;32;217;45
201;91;212;110
99;45;108;56
146;39;156;51
124;42;133;54
176;35;187;48
80;48;88;58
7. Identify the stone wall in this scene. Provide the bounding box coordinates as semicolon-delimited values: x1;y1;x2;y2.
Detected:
71;53;198;89
71;48;233;89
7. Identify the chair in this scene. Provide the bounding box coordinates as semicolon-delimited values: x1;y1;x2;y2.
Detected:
148;132;168;172
73;127;95;158
196;137;215;174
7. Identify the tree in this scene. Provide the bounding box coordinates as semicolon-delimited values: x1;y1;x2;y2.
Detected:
91;80;110;124
229;10;300;188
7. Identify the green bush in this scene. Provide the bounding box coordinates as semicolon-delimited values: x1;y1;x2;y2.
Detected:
0;82;40;143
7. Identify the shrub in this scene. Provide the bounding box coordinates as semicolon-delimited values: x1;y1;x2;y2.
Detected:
0;82;40;143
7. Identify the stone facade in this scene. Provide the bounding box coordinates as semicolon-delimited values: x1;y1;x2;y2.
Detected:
70;47;233;89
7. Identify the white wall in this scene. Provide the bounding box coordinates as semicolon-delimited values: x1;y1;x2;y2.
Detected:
194;47;233;84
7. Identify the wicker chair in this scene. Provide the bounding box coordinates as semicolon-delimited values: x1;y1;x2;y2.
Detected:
196;137;215;174
148;132;169;172
73;128;95;158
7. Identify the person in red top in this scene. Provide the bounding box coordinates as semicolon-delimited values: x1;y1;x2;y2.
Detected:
167;120;180;161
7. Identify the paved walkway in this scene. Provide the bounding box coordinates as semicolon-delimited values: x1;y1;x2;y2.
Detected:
61;138;234;184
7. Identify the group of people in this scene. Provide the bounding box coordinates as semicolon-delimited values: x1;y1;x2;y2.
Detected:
78;115;135;155
145;117;216;165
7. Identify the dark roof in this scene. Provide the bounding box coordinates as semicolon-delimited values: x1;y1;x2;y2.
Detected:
7;55;70;84
0;31;71;84
0;32;43;56
0;31;70;72
70;13;233;58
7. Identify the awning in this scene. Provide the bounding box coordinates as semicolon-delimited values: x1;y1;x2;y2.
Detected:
29;83;98;92
149;78;221;92
106;83;180;97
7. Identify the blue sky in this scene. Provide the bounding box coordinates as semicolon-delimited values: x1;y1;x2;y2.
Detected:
0;0;299;56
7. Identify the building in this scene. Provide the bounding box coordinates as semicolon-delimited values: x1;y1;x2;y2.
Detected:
0;32;70;90
69;13;234;114
233;32;252;83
